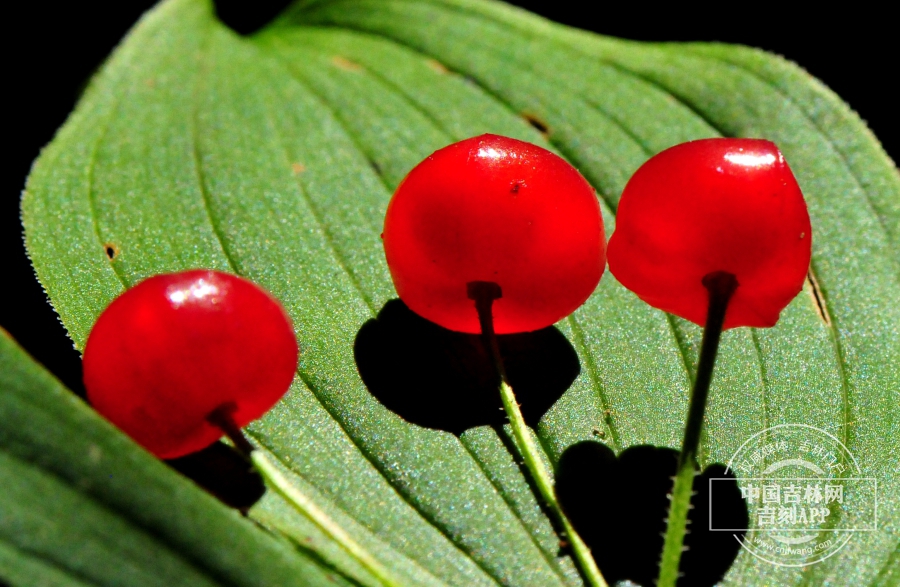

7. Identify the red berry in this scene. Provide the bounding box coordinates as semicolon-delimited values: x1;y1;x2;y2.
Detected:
607;138;811;329
83;270;298;459
382;134;606;334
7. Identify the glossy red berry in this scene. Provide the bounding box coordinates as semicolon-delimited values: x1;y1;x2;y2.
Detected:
83;270;298;459
382;134;606;334
607;138;811;329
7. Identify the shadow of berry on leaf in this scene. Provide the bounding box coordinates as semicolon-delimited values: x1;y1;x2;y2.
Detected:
354;299;579;435
556;442;748;587
166;441;265;512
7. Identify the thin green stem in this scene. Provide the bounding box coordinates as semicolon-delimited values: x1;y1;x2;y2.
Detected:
468;282;609;587
250;451;404;587
208;406;404;587
657;271;738;587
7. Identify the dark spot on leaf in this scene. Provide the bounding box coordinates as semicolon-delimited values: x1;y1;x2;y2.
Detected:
522;112;550;136
370;160;382;175
806;269;831;326
104;243;119;260
354;299;579;435
556;442;747;586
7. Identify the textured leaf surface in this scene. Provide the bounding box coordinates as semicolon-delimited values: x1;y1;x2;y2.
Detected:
20;0;900;585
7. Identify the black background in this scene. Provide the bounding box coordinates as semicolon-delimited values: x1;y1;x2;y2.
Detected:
4;1;895;392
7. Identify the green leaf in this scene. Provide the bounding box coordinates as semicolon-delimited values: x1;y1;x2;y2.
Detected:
19;0;899;585
0;328;352;587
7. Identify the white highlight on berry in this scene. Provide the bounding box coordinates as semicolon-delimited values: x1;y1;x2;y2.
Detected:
167;279;220;307
477;146;504;159
724;152;777;167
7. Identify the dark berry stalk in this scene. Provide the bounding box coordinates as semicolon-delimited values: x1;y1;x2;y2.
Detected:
469;281;609;587
657;271;738;587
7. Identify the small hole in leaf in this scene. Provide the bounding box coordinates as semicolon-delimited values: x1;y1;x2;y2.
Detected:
522;112;550;136
104;243;119;260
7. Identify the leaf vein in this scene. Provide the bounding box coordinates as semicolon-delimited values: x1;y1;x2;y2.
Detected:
263;68;379;313
84;93;130;292
190;31;243;278
290;370;506;586
458;434;570;583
